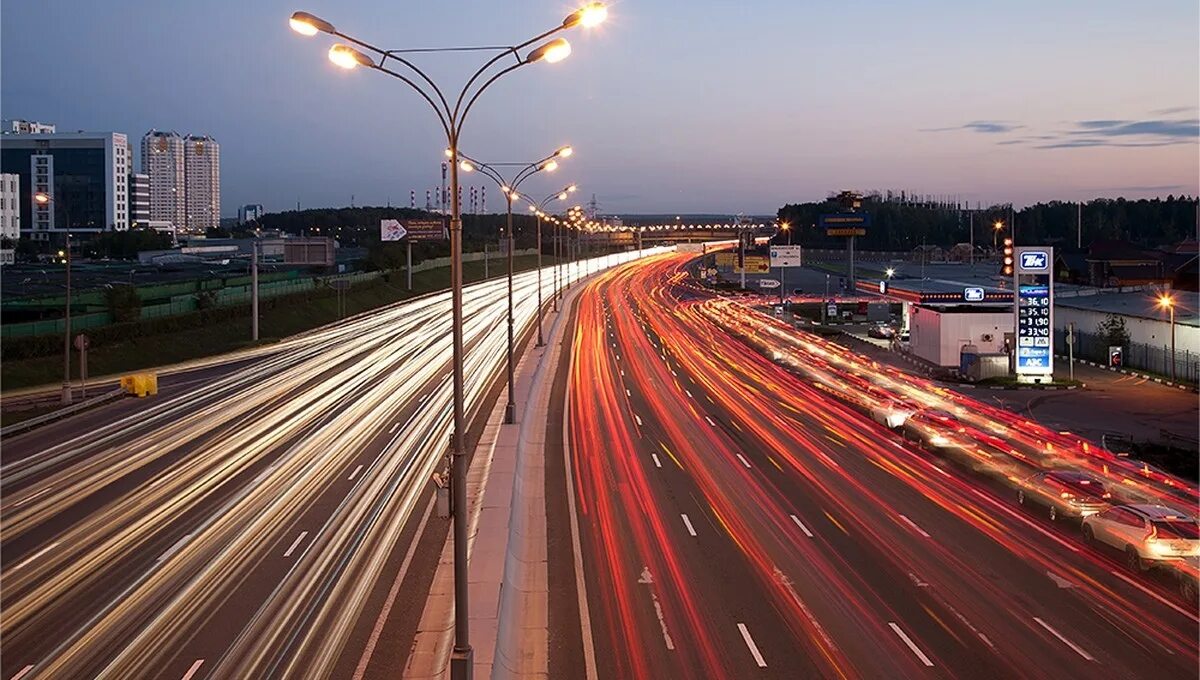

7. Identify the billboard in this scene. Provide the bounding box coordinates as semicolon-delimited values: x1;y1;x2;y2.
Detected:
769;245;803;268
820;213;870;237
381;218;448;242
714;252;736;268
381;219;407;242
1014;246;1054;380
282;238;335;267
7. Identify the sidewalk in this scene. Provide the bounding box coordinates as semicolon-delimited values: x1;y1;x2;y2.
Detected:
404;281;586;680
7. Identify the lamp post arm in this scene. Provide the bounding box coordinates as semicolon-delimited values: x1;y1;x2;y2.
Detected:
456;61;526;137
336;31;455;122
371;64;453;142
452;23;563;122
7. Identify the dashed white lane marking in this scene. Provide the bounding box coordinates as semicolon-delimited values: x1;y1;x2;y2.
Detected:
634;415;643;427
348;464;364;481
283;530;309;558
888;622;934;667
651;454;663;468
1047;571;1076;589
898;514;931;538
736;453;752;469
626;389;631;397
9;664;34;680
737;623;767;668
1033;617;1095;661
157;533;193;563
180;659;205;680
389;421;401;434
907;572;929;588
681;514;697;537
790;515;814;538
685;389;693;398
704;415;717;426
639;567;675;650
11;542;60;572
419;393;429;403
12;486;52;508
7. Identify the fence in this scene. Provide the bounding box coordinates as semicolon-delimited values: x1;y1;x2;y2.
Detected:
1056;327;1200;386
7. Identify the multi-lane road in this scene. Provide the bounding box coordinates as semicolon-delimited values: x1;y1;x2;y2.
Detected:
564;253;1198;678
0;251;646;680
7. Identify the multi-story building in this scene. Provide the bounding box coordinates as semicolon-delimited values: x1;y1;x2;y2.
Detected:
0;173;19;240
0;131;130;243
129;173;150;227
4;119;57;134
238;203;264;225
184;135;220;234
141;130;186;232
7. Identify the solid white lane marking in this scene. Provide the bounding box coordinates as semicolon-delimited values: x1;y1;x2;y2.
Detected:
898;514;931;538
737;623;767;667
1033;617;1095;661
651;453;663;468
283;530;309;558
389;422;401;434
12;486;52;508
626;389;631;397
634;415;643;427
736;453;752;469
9;664;34;680
681;514;697;536
790;515;814;538
11;542;60;572
180;659;205;680
685;389;693;398
157;533;193;563
1046;571;1076;589
704;415;717;426
348;464;364;481
888;622;934;667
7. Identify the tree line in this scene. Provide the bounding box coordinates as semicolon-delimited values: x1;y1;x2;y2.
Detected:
777;195;1198;252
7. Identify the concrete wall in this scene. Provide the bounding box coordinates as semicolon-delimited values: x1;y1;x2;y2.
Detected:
910;305;1012;367
1055;306;1199;353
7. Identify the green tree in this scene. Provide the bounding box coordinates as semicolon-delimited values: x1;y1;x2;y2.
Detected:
105;284;143;322
1097;313;1130;348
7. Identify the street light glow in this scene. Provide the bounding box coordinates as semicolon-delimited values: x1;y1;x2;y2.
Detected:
460;160;474;172
328;44;372;69
885;267;896;278
542;159;559;172
1158;294;1175;309
34;192;50;205
527;38;571;64
289;11;335;35
556;145;574;158
568;184;578;192
993;220;1003;230
558;192;568;200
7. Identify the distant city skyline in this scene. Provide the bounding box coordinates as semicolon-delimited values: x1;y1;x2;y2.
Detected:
3;1;1196;216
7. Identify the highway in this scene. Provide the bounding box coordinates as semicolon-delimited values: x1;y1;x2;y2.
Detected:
0;250;651;680
565;252;1198;679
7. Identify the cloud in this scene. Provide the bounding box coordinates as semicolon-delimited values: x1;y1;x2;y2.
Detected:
1098;184;1187;192
1035;138;1187;149
1070;119;1199;138
1149;106;1198;116
921;120;1023;134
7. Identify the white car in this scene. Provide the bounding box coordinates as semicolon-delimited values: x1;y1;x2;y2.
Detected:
869;400;916;429
1082;504;1200;571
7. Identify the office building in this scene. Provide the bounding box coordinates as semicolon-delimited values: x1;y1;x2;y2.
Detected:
0;131;130;241
238;203;264;224
141;130;186;232
129;173;150;227
4;119;57;134
0;173;19;240
184;135;220;234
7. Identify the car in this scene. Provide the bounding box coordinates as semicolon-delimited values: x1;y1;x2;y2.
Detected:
1016;470;1111;521
903;409;965;449
869;399;917;429
867;323;895;339
1082;504;1200;571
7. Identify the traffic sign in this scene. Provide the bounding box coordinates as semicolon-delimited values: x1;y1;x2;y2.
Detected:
381;219;407;241
820;213;870;238
73;333;89;351
758;279;781;289
769;245;803;268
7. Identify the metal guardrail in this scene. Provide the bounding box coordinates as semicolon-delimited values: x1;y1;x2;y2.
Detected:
0;388;126;438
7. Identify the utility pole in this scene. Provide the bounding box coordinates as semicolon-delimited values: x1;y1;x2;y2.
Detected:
969;211;975;269
1077;201;1082;250
406;240;413;290
251;241;260;341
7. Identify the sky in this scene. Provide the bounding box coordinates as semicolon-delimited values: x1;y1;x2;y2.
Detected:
3;1;1198;216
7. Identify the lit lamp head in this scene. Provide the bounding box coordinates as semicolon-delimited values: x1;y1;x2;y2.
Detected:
568;184;578;192
1158;294;1175;310
289;11;336;36
562;2;608;29
526;38;571;64
555;145;573;158
885;267;895;278
541;159;559;172
34;192;50;205
328;44;373;69
993;220;1003;231
558;192;568;201
459;160;474;172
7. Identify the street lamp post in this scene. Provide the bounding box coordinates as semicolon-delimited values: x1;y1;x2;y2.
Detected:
290;6;605;678
777;221;790;306
35;192;73;405
1159;294;1177;381
458;148;571;423
528;186;575;313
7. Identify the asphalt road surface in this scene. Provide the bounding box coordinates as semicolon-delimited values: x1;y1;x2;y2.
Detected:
562;253;1198;679
0;250;654;680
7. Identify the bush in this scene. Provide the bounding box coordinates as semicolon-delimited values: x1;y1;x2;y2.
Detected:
106;284;143;322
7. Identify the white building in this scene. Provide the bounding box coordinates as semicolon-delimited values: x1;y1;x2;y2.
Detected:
4;119;56;134
0;132;130;240
142;130;186;232
0;173;19;240
184;135;220;235
238;203;264;224
129;173;150;227
909;304;1012;367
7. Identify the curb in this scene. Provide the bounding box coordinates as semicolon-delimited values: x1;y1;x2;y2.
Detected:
1054;354;1197;393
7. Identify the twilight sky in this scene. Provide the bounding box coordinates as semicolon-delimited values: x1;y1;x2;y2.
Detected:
3;1;1197;216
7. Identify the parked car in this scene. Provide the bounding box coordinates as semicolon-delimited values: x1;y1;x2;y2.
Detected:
1016;470;1111;521
1082;504;1200;571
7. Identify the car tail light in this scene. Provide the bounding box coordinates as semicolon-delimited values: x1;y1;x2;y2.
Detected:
1060;491;1071;499
1101;492;1111;499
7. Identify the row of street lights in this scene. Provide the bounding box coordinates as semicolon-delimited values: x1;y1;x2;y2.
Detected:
289;5;606;678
